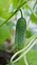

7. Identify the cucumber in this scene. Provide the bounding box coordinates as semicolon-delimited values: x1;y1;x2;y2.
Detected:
15;17;26;51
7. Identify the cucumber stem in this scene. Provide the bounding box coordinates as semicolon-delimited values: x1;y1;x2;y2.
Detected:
20;9;23;18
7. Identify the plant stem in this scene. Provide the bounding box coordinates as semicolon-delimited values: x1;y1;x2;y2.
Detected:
20;9;23;18
0;0;31;27
24;56;29;65
13;39;37;63
10;33;37;63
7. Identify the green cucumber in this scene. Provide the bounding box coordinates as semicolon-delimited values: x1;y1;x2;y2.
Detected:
15;17;26;51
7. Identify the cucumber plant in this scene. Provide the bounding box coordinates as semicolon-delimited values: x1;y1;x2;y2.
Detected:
15;9;26;51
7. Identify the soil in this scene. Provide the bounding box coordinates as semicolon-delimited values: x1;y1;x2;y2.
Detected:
0;50;14;65
0;50;19;65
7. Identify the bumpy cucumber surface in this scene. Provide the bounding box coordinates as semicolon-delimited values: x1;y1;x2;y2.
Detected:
15;17;26;50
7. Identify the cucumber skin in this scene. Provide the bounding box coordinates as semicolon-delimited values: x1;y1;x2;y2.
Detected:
15;17;26;50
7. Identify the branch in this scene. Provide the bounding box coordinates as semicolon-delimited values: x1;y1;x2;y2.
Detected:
0;0;31;27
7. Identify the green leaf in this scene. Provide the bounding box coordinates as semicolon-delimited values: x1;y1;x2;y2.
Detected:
30;13;37;24
0;9;12;19
12;0;25;9
1;12;12;19
0;25;10;43
0;0;9;10
26;28;35;38
0;18;11;43
24;4;29;9
27;50;37;65
15;58;25;65
12;0;19;8
0;0;12;19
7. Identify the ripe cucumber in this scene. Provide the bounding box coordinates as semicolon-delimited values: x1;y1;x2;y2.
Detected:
15;17;26;50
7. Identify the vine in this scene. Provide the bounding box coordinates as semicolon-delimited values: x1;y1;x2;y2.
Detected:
12;39;37;63
10;33;37;64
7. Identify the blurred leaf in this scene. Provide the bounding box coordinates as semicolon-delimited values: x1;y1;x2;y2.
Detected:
30;2;37;24
12;0;25;9
1;12;12;19
15;58;25;65
12;0;19;8
27;50;37;65
26;28;35;38
0;0;10;10
0;9;12;19
0;0;13;19
0;18;5;25
30;13;37;24
24;4;31;16
0;25;11;43
0;18;11;43
24;4;29;9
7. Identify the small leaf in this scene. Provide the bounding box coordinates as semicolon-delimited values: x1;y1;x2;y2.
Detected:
30;13;37;24
26;28;35;38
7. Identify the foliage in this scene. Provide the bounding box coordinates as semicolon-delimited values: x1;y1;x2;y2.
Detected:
27;50;37;65
0;0;37;65
26;28;35;38
15;50;37;65
0;18;11;43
